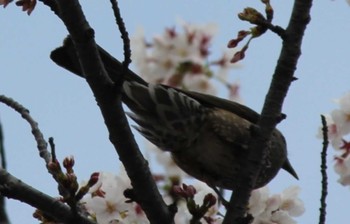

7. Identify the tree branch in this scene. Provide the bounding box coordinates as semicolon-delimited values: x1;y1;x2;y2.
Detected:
0;169;95;224
110;0;131;69
0;95;51;164
319;115;328;224
223;0;313;222
52;1;174;223
0;122;9;224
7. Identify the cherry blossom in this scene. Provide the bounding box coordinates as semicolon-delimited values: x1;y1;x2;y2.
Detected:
131;21;239;96
320;92;350;186
81;171;148;224
248;186;304;224
317;114;343;149
334;154;350;186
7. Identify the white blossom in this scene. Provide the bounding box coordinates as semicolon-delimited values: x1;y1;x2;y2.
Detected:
249;186;304;224
318;93;350;145
278;186;305;217
81;170;148;224
182;74;217;95
331;92;350;137
317;114;343;149
334;154;350;186
319;92;350;187
248;186;269;217
131;21;239;96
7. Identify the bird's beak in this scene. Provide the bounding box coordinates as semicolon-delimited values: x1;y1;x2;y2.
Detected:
283;159;299;180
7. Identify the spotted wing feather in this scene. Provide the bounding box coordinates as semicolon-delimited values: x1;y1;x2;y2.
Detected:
123;81;206;151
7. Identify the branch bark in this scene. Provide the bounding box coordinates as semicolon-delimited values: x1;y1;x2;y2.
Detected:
223;0;313;223
0;123;9;224
51;1;174;223
0;169;95;224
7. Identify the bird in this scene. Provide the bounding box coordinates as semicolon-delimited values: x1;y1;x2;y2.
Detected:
50;37;298;190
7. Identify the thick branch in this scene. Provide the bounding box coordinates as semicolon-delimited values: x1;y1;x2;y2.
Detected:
223;0;313;222
53;1;173;223
0;169;95;224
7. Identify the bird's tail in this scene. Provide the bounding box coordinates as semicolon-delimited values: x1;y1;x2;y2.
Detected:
50;36;147;85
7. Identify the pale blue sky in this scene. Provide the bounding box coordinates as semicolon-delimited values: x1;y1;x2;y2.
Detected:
1;1;350;223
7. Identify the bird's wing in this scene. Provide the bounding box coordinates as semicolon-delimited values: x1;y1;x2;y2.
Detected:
50;37;260;124
208;108;252;149
174;89;260;124
123;81;206;150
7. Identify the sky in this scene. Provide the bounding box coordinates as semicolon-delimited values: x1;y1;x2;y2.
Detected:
1;1;350;223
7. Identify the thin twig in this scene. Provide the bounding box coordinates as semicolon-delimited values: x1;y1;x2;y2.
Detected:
0;120;7;170
110;0;132;69
48;137;56;162
0;95;51;164
0;121;9;224
257;20;286;39
319;115;328;224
